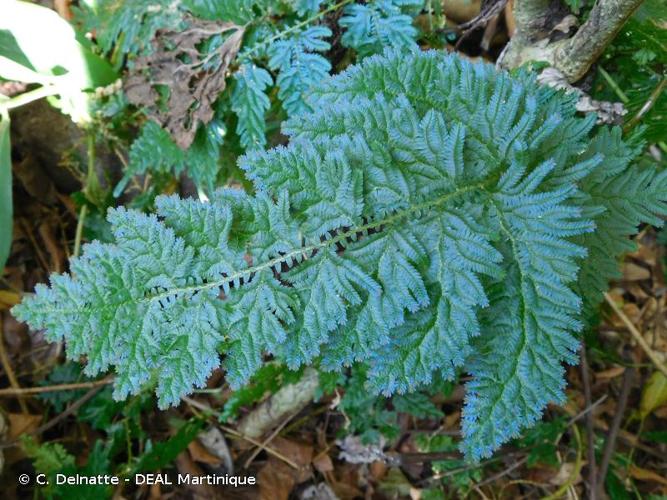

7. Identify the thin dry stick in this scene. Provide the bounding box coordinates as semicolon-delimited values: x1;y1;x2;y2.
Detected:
18;219;50;272
604;292;667;378
0;317;29;413
476;455;529;488
566;394;608;427
580;345;597;499
597;367;634;497
181;396;299;469
0;376;112;397
243;412;296;469
0;384;105;450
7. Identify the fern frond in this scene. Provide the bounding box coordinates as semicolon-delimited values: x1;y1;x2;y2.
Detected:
14;50;667;461
81;0;182;58
292;0;325;16
120;119;224;195
183;0;265;23
232;65;274;150
268;26;332;115
339;0;421;57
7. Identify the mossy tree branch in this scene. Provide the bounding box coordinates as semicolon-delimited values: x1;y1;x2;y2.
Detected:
500;0;644;82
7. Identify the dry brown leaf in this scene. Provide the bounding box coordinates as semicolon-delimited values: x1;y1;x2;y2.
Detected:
654;406;667;419
442;0;481;23
627;283;650;301
623;262;651;281
271;437;313;467
595;365;626;381
258;458;296;500
622;302;642;324
7;413;42;439
313;452;334;474
628;464;667;486
0;291;20;310
148;483;162;500
370;460;388;481
174;451;216;498
329;480;363;500
125;19;244;149
187;439;221;466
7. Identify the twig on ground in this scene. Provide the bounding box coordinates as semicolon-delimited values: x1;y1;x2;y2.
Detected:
455;0;508;48
475;455;529;488
566;394;608;427
597;367;634;497
604;292;667;378
243;412;296;468
181;396;299;469
0;376;113;397
580;345;598;499
18;219;50;272
0;384;106;449
0;318;29;413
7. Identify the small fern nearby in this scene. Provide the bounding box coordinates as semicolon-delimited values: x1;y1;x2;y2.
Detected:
13;50;667;461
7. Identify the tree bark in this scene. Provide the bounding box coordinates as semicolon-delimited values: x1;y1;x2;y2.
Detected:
553;0;644;81
499;0;644;82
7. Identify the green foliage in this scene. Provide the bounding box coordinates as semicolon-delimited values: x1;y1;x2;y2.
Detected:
38;362;89;411
14;50;667;462
22;437;113;500
339;0;422;57
132;418;204;472
268;25;333;115
22;396;204;498
294;0;325;16
332;366;447;442
22;436;76;475
513;417;567;466
336;366;404;442
70;0;423;195
119;117;225;196
595;2;667;143
0;0;117;122
563;0;581;14
642;430;667;443
416;434;482;497
184;0;275;24
76;0;183;60
393;392;443;419
232;65;274;149
38;361;125;429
